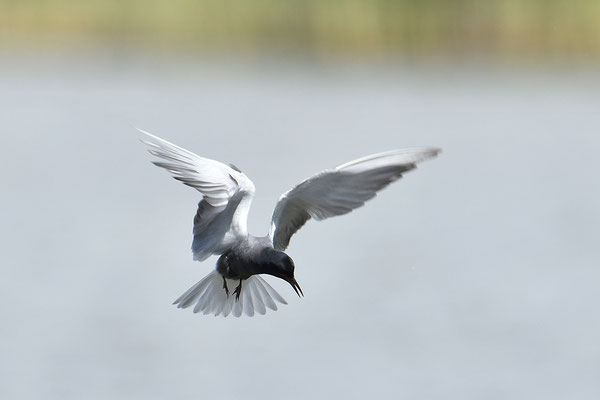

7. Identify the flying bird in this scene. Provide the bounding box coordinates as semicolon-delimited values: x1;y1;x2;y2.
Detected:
141;129;440;317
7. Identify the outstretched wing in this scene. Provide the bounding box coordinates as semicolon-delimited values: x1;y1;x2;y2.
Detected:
269;148;440;251
140;129;255;261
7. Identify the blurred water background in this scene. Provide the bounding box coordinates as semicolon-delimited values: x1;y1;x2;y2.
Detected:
1;1;599;400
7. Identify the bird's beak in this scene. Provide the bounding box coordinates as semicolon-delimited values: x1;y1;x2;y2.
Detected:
282;276;303;297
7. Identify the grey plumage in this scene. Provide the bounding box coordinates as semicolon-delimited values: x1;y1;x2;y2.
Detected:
141;129;440;317
269;147;440;250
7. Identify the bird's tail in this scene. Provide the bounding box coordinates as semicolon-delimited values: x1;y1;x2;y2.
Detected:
173;271;288;317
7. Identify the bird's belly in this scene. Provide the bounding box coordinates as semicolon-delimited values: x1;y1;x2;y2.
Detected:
217;267;247;280
216;253;255;280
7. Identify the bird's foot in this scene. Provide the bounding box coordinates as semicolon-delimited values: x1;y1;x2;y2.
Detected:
222;277;229;298
233;279;243;302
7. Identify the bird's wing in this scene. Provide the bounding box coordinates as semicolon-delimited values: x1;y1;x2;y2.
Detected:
140;129;255;260
269;147;440;251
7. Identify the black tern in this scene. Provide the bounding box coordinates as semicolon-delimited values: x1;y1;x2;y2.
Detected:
141;129;440;317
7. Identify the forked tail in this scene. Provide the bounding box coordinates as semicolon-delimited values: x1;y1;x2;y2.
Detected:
173;271;288;317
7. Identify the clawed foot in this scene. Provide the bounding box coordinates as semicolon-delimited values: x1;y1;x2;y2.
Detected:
232;279;242;302
222;277;229;298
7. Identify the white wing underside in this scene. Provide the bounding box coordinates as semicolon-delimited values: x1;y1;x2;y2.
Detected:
269;147;440;250
140;129;255;260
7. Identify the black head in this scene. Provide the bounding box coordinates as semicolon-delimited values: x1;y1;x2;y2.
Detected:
261;249;303;297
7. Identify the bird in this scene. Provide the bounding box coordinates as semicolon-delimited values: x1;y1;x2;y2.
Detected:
140;129;440;317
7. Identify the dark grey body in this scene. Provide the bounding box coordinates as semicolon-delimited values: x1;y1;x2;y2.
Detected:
214;235;303;297
216;236;295;281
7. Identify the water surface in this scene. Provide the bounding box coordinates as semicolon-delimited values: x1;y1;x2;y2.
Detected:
1;52;599;399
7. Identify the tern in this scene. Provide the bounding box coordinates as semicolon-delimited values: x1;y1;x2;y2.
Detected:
141;130;440;317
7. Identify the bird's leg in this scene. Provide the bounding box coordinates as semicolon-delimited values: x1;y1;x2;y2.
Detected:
222;277;229;298
233;279;243;302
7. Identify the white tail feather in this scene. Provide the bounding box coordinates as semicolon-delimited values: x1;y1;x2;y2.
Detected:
173;271;287;317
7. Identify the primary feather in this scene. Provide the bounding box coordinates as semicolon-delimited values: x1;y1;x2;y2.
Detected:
269;147;440;250
140;129;255;260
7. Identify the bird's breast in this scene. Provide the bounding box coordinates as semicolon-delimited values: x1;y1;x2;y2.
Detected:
216;252;261;280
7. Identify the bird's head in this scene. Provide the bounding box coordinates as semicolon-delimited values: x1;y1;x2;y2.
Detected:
262;249;303;297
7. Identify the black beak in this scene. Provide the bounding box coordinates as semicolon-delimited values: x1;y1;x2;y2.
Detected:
282;276;303;297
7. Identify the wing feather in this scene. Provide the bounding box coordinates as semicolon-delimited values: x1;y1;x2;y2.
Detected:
269;147;440;250
140;129;255;260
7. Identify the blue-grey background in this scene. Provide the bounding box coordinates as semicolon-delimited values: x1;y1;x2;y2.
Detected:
1;50;599;399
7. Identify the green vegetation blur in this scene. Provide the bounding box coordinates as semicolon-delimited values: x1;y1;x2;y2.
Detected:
1;0;599;58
